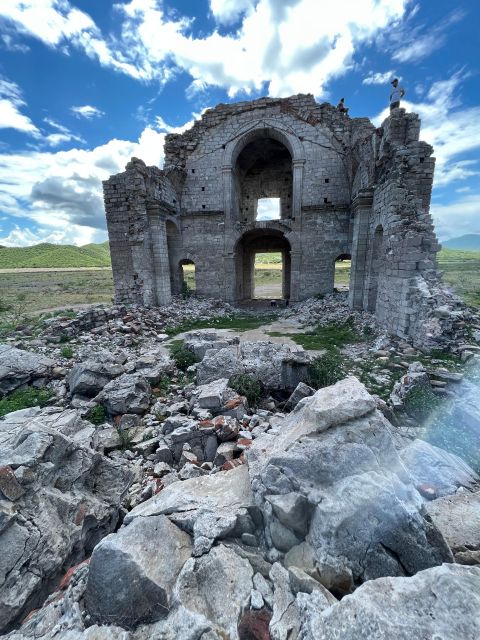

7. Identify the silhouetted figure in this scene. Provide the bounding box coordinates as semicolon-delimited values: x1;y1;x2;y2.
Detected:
390;78;405;111
337;98;349;115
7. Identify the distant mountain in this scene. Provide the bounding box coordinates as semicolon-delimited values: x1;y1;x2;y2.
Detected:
0;242;111;268
442;234;480;251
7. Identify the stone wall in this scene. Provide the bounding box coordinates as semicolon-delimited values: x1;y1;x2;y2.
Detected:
104;94;443;341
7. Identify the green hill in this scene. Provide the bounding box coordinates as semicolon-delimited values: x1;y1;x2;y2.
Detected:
0;241;111;268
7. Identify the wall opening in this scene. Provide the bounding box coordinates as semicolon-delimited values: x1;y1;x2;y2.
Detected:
254;251;282;299
257;198;281;221
234;136;292;223
367;226;384;312
334;253;351;291
180;259;196;295
235;229;291;302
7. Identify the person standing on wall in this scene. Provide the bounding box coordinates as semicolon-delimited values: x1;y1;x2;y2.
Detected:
390;78;405;111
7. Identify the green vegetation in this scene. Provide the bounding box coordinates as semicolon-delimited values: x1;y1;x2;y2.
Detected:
116;425;134;450
307;351;346;389
269;318;365;351
0;387;55;417
168;340;199;371
255;252;282;264
85;404;107;425
403;386;444;420
60;346;74;359
229;373;263;406
0;241;111;269
437;248;480;307
166;314;277;336
0;269;114;315
152;375;171;396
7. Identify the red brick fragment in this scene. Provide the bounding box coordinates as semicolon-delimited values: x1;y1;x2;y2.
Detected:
238;609;272;640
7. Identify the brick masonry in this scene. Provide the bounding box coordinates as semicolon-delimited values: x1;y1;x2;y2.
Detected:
103;93;441;340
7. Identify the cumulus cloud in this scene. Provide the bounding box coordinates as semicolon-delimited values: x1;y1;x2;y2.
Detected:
1;0;412;98
43;117;85;146
362;70;396;85
71;104;105;119
431;194;480;241
373;72;480;187
0;76;39;135
0;124;167;245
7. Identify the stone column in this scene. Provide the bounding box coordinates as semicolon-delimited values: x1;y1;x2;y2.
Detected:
222;165;234;225
292;159;305;221
148;210;172;306
289;251;302;302
349;189;373;310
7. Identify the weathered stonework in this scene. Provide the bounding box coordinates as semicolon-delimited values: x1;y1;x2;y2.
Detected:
104;93;442;340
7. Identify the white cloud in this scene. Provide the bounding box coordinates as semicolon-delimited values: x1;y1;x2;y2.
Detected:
373;72;480;187
0;0;412;98
209;0;255;25
42;117;85;146
389;8;465;64
0;124;167;245
0;76;39;135
362;70;396;85
71;104;105;119
0;224;103;247
431;194;480;241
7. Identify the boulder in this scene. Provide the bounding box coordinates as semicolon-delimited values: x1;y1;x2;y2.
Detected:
400;439;479;497
247;377;452;595
425;491;480;563
196;348;242;386
183;330;239;360
195;378;230;410
67;360;124;397
134;352;173;385
94;374;151;415
0;345;55;397
284;382;315;411
175;544;253;639
85;515;192;629
297;564;480;640
125;464;258;556
0;408;132;633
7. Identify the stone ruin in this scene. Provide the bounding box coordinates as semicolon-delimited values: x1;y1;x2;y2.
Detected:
104;93;441;340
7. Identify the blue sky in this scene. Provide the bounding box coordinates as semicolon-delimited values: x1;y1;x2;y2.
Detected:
0;0;479;246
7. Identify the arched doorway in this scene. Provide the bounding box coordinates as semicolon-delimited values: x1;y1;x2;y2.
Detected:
367;225;384;312
235;229;291;302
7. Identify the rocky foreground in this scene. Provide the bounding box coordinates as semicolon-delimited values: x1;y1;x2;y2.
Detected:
1;296;480;639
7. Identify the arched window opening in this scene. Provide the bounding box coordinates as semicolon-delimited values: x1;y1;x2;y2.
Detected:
334;253;351;291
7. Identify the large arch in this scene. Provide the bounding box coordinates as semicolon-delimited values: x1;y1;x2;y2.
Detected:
234;228;291;302
222;120;306;224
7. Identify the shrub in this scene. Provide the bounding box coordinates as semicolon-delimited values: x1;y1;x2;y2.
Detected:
307;351;345;389
169;341;199;371
60;346;74;359
229;374;263;407
0;387;54;417
85;404;106;425
116;426;133;450
404;386;443;420
181;281;192;300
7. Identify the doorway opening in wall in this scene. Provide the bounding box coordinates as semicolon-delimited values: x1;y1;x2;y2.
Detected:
256;198;280;221
180;259;196;297
254;251;282;299
334;254;351;292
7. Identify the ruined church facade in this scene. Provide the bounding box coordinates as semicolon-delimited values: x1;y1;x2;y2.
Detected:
104;94;440;339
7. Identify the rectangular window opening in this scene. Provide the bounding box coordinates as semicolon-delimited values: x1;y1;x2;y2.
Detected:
256;197;281;221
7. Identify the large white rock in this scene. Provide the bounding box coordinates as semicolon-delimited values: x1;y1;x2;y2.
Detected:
298;564;480;640
0;345;55;396
0;408;132;633
85;515;192;629
247;377;452;594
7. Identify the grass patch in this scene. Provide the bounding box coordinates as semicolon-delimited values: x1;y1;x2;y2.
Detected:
0;241;111;269
307;351;346;389
269;319;365;351
60;345;74;359
85;404;106;425
168;340;199;371
0;387;55;417
229;373;263;406
166;314;277;337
